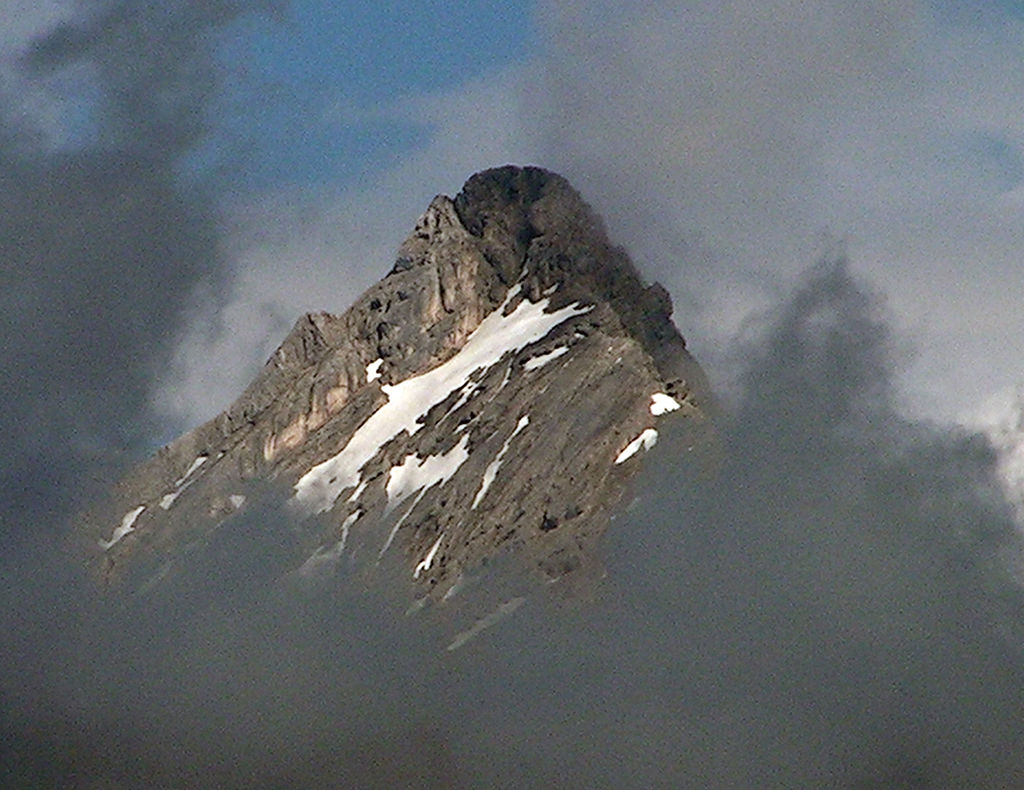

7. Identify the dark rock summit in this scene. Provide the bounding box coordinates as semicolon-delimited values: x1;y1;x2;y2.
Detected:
81;166;713;601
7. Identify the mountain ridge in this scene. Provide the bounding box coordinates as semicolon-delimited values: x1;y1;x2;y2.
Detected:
82;165;714;600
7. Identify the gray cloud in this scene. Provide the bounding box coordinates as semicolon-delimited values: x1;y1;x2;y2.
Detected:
5;259;1024;788
531;0;1024;421
3;3;1024;786
0;0;273;548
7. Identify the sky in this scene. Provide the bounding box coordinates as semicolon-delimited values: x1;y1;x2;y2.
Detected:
4;0;1021;441
145;0;1024;431
5;0;1024;785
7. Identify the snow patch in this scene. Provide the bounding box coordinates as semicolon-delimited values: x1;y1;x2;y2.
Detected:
472;415;529;509
443;573;468;601
386;436;471;514
615;428;659;464
378;436;471;558
298;542;344;578
366;358;383;383
413;535;443;579
174;455;207;488
159;455;211;510
523;346;568;371
294;288;591;513
229;494;246;510
99;505;145;550
650;392;681;416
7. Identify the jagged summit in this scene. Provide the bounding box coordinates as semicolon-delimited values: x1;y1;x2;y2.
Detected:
82;165;713;603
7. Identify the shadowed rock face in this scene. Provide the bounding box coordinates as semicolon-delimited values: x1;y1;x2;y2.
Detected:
81;165;714;599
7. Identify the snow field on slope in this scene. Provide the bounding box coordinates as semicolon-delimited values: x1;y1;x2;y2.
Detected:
386;436;471;515
293;287;591;513
377;436;471;559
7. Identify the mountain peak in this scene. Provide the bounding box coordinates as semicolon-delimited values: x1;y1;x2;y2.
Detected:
81;166;714;602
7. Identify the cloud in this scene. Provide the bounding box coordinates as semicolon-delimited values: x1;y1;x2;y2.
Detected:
6;258;1024;788
592;260;1024;786
0;1;272;549
0;0;73;57
530;0;1024;421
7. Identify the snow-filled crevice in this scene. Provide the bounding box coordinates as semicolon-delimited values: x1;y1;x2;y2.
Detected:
446;597;525;651
523;346;568;371
472;415;529;509
160;455;210;510
413;534;443;579
174;455;207;488
99;505;146;550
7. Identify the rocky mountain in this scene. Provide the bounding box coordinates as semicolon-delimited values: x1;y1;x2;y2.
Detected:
81;165;714;604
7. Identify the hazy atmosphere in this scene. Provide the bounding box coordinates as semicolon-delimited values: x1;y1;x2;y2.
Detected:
4;1;1024;786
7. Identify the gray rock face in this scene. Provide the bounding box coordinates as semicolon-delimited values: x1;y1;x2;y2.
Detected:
81;166;714;599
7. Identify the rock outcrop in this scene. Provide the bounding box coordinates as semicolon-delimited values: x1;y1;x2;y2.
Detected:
81;166;714;599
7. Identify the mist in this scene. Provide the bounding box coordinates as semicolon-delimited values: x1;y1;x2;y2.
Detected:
5;259;1024;787
0;0;277;552
4;1;1024;787
531;0;1024;421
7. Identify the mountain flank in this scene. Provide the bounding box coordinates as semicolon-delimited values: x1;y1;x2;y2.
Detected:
81;165;714;600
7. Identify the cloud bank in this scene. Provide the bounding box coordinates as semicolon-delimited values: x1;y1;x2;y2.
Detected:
0;0;273;549
4;2;1024;787
6;260;1024;788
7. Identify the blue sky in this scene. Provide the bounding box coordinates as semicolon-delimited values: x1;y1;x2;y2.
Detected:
213;0;535;190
